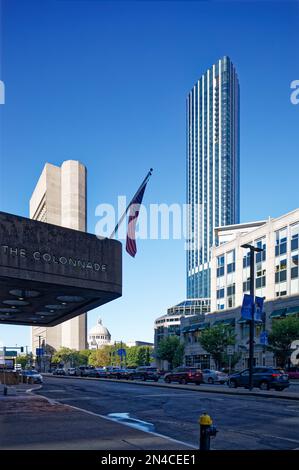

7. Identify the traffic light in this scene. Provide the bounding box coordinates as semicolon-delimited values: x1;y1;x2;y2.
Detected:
20;347;24;353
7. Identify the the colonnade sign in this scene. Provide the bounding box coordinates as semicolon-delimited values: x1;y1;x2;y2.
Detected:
0;211;122;326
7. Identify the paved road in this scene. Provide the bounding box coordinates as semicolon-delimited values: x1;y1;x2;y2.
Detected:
36;376;299;450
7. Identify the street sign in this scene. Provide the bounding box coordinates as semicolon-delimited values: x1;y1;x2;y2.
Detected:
254;296;264;322
227;346;234;356
117;348;126;357
5;350;18;357
35;348;44;357
260;331;268;346
241;294;254;320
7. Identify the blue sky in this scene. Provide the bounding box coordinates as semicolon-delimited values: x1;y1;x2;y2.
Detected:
0;0;298;349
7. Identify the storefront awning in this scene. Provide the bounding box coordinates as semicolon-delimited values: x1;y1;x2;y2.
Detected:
286;306;299;316
182;322;208;333
212;318;235;326
270;308;286;319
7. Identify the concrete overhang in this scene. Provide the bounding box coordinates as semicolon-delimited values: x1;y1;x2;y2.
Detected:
0;211;122;326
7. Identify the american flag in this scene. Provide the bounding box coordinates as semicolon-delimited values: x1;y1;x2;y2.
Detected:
126;183;147;257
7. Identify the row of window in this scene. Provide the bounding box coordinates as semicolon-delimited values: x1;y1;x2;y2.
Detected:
217;225;299;280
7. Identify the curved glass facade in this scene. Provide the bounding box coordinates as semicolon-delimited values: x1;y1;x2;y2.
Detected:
187;56;240;299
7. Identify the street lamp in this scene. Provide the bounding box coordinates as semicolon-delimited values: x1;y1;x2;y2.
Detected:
241;243;264;391
38;336;46;372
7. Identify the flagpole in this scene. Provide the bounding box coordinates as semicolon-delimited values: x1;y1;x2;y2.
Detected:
109;168;153;239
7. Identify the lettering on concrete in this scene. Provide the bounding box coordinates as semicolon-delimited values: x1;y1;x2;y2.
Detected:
0;245;107;272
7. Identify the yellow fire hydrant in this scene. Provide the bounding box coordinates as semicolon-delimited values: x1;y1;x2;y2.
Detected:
199;413;217;450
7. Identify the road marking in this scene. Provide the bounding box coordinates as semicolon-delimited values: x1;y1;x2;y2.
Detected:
262;434;299;445
39;394;197;449
60;397;101;401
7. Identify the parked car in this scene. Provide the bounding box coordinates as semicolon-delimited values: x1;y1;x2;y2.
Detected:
164;367;203;385
287;367;299;380
87;367;107;378
22;370;43;384
75;366;94;377
67;368;76;376
52;368;66;376
107;368;131;379
129;366;160;382
227;367;290;391
202;369;228;384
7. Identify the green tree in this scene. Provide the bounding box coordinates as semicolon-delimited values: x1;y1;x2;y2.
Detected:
156;336;184;370
78;349;92;366
126;346;139;368
88;346;111;367
137;347;146;366
145;347;152;366
199;324;236;370
17;353;33;369
52;347;81;367
268;317;299;367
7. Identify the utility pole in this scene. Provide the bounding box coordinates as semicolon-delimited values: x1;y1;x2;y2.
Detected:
241;243;264;391
120;341;123;369
38;336;43;372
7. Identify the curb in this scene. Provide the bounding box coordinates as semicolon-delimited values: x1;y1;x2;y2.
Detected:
42;374;299;401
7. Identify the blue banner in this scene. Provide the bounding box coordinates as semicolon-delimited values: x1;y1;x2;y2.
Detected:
241;294;254;320
260;331;268;345
35;348;44;357
254;296;264;322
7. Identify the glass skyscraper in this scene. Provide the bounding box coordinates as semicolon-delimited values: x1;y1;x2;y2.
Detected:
186;56;240;301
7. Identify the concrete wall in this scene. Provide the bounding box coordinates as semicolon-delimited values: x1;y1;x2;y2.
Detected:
30;161;87;353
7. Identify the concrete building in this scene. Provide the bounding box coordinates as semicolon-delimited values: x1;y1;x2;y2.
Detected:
30;161;88;353
88;318;111;350
187;56;240;301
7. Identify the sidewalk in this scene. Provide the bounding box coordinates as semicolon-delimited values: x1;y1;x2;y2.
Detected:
0;383;39;396
0;389;192;450
45;374;299;401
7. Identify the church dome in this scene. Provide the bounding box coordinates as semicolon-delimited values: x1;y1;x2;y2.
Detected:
88;318;111;350
89;318;110;337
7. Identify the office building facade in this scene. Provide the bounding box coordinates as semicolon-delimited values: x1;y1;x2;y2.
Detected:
186;56;240;301
181;294;299;370
154;299;208;370
211;208;299;312
181;208;299;369
30;160;87;353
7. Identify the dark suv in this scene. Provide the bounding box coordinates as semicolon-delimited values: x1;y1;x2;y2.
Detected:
129;366;160;382
228;367;290;391
75;366;94;377
164;367;203;385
